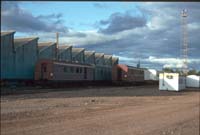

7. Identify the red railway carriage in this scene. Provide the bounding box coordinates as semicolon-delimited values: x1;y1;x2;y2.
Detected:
112;64;144;83
35;59;94;81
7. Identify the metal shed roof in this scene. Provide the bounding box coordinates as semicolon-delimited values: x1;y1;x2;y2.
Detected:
1;31;16;36
104;55;112;59
58;45;72;54
95;53;104;59
85;51;95;57
112;57;118;62
72;48;85;57
14;37;39;48
38;42;56;52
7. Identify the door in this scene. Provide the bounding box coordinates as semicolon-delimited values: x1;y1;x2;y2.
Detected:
41;63;47;80
84;67;87;79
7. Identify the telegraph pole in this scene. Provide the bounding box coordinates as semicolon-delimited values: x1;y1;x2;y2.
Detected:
56;32;59;60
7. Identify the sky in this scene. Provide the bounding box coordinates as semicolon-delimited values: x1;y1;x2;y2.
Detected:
1;1;200;71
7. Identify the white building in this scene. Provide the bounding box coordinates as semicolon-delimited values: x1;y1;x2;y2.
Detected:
186;75;200;88
159;73;186;91
144;69;158;81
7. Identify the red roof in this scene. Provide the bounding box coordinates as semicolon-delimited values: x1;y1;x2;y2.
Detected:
118;64;128;72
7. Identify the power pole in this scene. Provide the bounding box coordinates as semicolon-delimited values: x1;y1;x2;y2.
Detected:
56;32;59;60
181;9;188;75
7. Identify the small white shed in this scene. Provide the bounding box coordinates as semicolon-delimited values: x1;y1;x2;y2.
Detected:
144;69;158;81
186;75;200;88
159;73;186;91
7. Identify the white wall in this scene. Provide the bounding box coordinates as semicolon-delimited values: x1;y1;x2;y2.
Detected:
145;69;158;80
186;75;200;88
159;73;185;91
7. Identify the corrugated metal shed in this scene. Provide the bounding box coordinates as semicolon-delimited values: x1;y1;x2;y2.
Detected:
104;55;112;66
103;55;113;80
84;51;95;65
95;53;104;65
14;37;39;79
1;31;16;79
58;45;72;62
72;48;85;63
112;57;119;65
38;42;56;60
95;53;110;80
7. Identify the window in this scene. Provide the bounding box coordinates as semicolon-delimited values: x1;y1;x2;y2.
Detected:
101;69;103;75
167;75;173;79
80;68;82;73
64;67;68;72
70;67;74;73
76;67;79;73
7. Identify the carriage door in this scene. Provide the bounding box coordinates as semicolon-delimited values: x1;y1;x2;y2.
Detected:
117;68;122;81
41;63;47;80
84;67;87;79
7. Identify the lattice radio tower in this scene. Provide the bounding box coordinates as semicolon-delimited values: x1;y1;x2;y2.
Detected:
181;9;188;75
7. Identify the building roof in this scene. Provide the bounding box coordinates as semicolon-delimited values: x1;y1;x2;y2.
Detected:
104;55;112;59
38;42;56;52
95;53;104;59
72;48;85;57
127;65;145;70
1;31;16;36
58;45;72;54
85;51;95;57
112;57;119;61
118;64;128;72
14;37;39;48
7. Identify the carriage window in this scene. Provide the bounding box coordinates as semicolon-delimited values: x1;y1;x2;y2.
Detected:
101;70;103;75
76;67;79;73
80;68;82;73
70;67;74;73
64;67;68;72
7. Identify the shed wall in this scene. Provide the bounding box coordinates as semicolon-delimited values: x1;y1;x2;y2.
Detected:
85;54;95;64
15;39;38;79
1;34;15;79
39;45;56;60
72;51;85;63
58;48;72;62
95;57;104;65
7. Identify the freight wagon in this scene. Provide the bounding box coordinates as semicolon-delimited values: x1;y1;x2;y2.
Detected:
112;64;145;85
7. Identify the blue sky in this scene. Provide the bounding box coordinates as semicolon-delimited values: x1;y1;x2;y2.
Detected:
1;2;200;70
19;2;141;31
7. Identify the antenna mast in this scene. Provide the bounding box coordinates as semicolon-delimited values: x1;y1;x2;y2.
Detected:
181;9;188;75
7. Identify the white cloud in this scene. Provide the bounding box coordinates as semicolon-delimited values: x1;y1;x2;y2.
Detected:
147;56;200;63
188;22;200;31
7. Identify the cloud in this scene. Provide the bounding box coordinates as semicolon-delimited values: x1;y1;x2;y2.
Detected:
93;3;108;9
113;55;200;69
98;12;147;34
1;1;68;33
1;2;199;70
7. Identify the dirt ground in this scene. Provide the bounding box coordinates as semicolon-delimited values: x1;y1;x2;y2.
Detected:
1;85;200;135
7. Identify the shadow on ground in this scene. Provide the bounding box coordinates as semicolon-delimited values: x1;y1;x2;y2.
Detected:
1;85;199;100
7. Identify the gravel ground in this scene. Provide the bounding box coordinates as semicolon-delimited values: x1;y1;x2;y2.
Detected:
1;85;199;135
